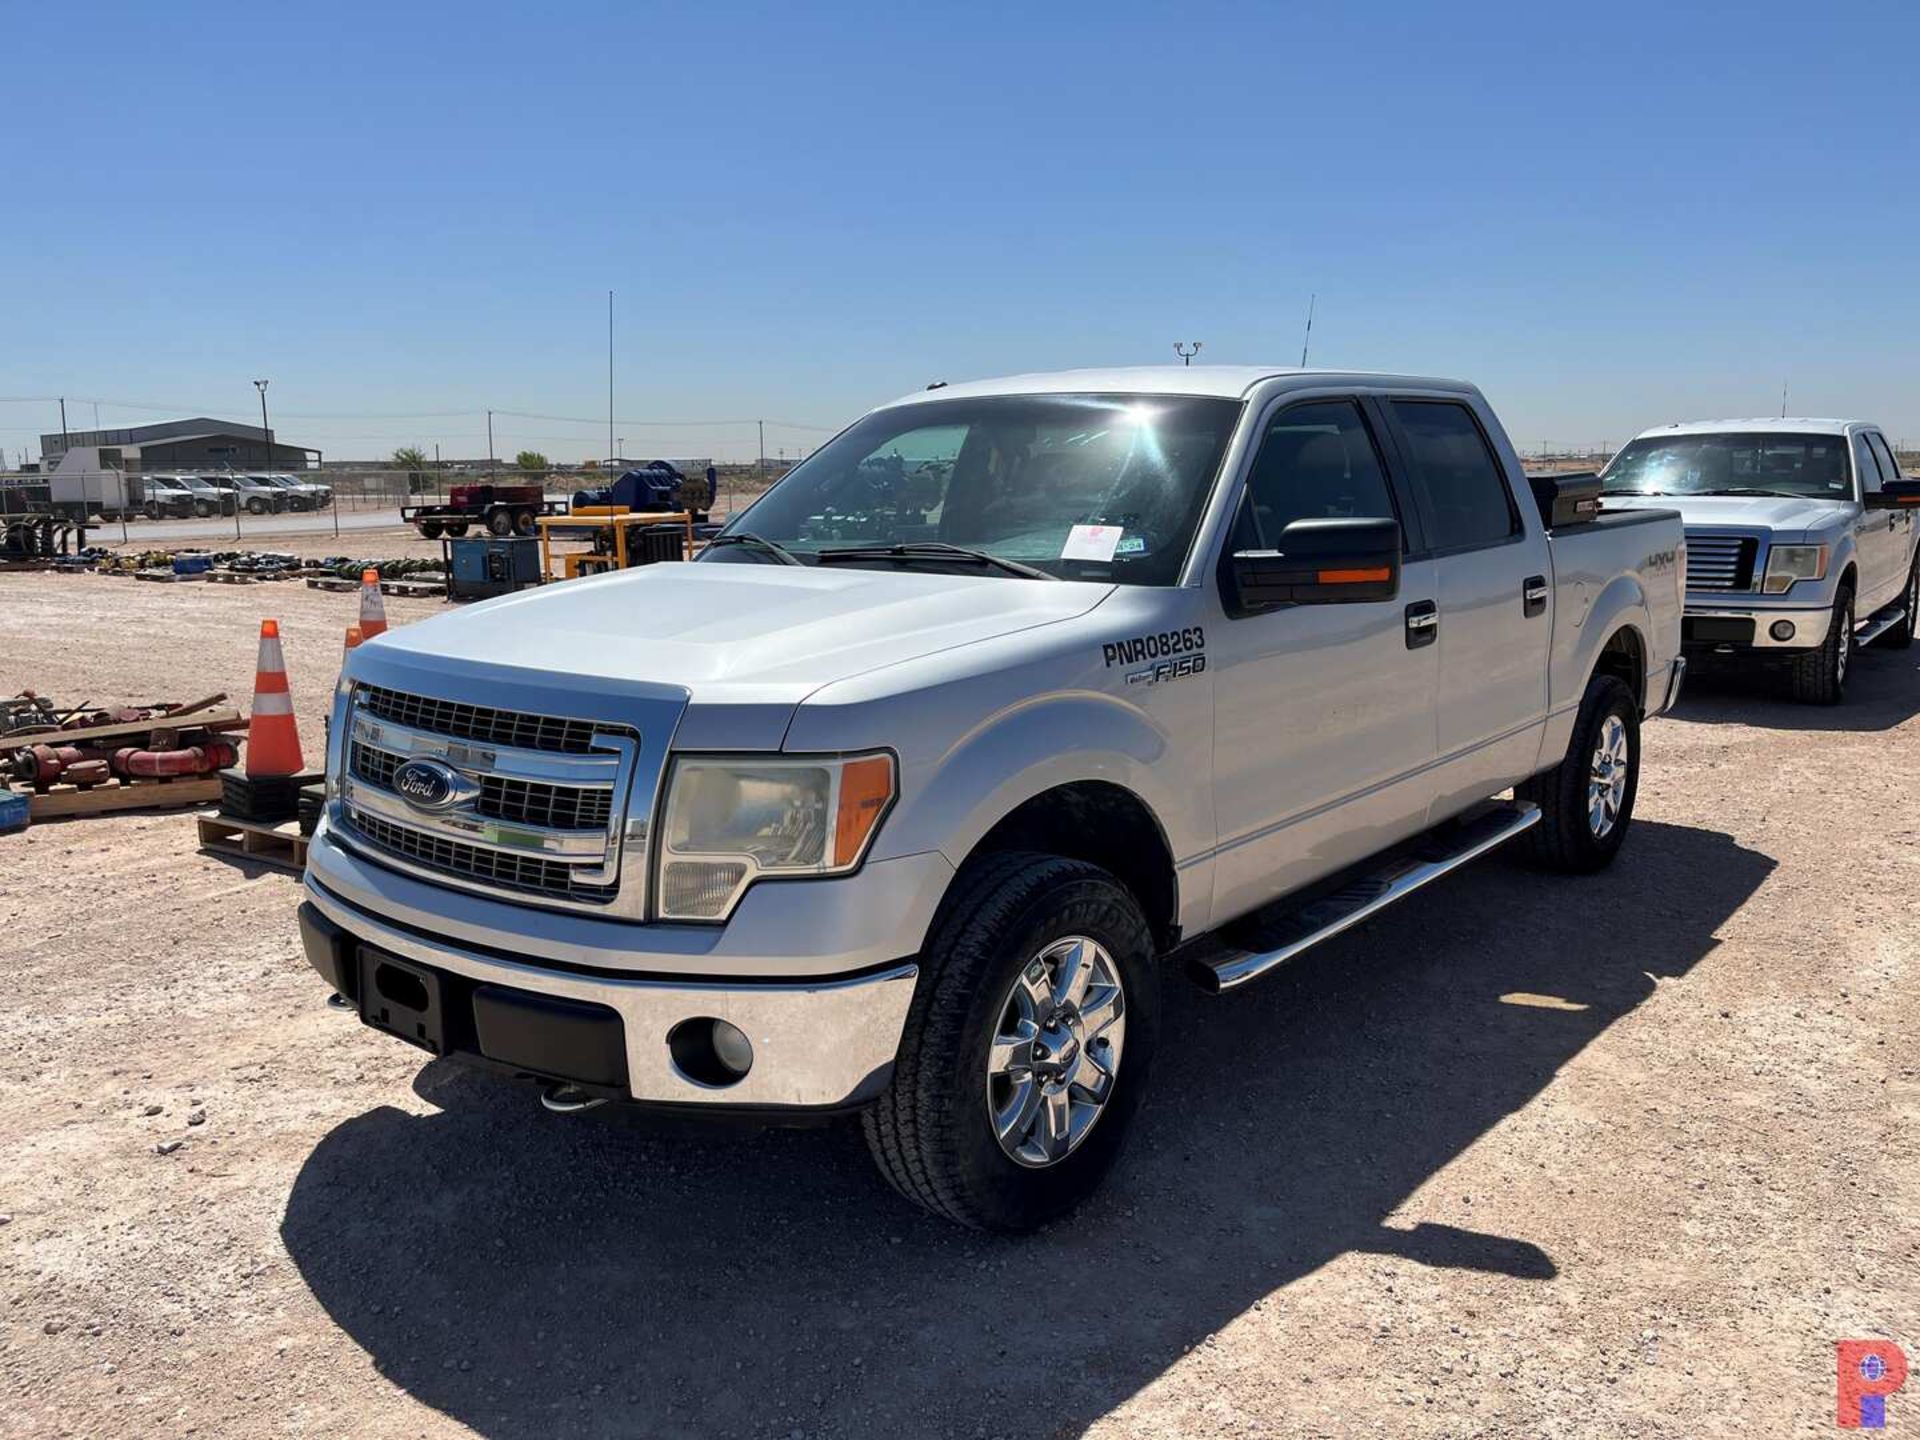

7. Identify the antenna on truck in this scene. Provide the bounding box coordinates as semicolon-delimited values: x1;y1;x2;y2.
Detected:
1300;293;1316;367
1780;378;1789;418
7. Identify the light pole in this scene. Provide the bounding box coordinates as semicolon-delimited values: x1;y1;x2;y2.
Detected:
1173;341;1202;366
253;379;271;468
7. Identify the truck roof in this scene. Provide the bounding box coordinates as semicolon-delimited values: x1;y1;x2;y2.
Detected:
1631;417;1869;439
877;365;1476;408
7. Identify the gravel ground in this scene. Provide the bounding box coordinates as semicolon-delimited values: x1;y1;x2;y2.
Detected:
0;569;1914;1439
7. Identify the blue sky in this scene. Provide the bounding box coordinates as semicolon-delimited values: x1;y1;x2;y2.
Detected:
5;1;1917;463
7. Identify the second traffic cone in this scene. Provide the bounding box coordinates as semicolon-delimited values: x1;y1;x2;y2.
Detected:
245;618;305;777
343;623;364;660
357;569;388;639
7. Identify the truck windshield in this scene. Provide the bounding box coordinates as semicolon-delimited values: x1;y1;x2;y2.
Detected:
1601;432;1854;500
709;393;1243;583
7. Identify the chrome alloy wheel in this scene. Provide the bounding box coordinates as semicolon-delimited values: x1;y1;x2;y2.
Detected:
1586;713;1630;839
985;936;1126;1168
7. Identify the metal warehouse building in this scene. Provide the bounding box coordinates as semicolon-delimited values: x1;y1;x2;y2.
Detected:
40;418;320;472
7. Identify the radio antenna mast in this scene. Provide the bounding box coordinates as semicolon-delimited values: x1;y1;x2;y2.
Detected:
1300;293;1317;367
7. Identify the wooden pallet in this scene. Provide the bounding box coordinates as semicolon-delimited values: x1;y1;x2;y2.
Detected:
379;578;445;597
305;576;359;592
11;775;224;819
133;568;207;583
205;569;256;585
195;812;310;873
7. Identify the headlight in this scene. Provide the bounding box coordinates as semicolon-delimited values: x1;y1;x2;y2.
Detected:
656;752;896;921
1762;543;1828;594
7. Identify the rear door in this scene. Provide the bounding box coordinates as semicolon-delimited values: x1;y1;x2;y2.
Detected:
1850;430;1900;612
1206;394;1439;921
1383;396;1553;817
1862;431;1915;612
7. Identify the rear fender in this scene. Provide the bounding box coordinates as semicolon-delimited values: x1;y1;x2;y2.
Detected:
1542;573;1652;760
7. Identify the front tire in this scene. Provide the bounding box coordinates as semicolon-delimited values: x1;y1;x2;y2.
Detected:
418;520;444;539
863;852;1159;1232
1515;674;1640;874
486;509;514;536
1787;585;1853;704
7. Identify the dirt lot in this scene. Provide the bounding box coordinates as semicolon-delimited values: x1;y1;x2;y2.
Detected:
1;564;1915;1439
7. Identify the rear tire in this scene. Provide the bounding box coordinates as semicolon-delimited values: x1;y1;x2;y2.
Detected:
1515;674;1640;874
863;852;1159;1232
512;509;538;537
1882;557;1918;650
418;520;444;539
445;522;470;537
486;509;514;537
1787;586;1852;704
247;497;267;515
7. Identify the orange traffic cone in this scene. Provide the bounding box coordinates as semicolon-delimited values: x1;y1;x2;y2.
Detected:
358;569;388;639
343;623;364;658
245;618;305;777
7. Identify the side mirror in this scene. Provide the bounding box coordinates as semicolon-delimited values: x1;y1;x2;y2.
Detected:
1227;516;1401;614
1866;478;1920;508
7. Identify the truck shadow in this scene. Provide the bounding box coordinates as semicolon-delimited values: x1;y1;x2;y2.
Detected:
1668;644;1920;732
280;819;1771;1440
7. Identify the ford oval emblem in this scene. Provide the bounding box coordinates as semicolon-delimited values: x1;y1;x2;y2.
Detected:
392;759;470;812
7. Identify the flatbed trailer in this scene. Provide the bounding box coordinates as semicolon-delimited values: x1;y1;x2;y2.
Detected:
401;485;568;539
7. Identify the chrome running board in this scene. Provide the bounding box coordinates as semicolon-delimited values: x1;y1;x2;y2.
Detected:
1189;800;1541;994
1855;606;1907;646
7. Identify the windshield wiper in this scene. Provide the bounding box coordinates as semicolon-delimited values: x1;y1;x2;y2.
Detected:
702;531;805;566
814;541;1059;581
1694;487;1802;499
1600;488;1674;496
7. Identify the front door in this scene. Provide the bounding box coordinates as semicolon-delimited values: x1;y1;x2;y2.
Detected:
1208;395;1439;923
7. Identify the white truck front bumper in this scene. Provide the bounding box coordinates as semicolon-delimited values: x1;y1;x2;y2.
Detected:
300;819;943;1109
301;880;918;1109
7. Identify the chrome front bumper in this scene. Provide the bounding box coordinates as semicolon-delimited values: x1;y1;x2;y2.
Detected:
1684;601;1833;651
303;877;919;1110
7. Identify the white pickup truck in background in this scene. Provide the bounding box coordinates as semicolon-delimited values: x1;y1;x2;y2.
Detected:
1600;419;1920;703
299;366;1686;1230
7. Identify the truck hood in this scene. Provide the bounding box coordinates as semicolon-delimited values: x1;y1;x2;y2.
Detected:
358;562;1115;706
1641;494;1855;536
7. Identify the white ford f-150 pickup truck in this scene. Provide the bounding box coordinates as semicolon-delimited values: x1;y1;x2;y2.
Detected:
299;366;1685;1230
1600;419;1920;703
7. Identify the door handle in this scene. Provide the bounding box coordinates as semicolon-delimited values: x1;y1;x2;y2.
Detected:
1405;599;1438;649
1523;574;1549;617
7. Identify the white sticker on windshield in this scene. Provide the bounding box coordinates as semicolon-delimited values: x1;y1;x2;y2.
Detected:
1061;524;1123;562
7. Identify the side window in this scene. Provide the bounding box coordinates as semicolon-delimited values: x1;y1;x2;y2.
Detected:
1390;400;1520;552
1851;433;1885;498
1234;399;1399;550
1866;432;1901;489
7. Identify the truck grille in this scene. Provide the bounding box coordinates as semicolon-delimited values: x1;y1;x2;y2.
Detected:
350;740;613;831
1683;532;1758;591
338;684;640;914
357;682;614;755
345;807;617;903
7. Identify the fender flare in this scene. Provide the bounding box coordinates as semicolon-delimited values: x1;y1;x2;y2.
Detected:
871;692;1195;920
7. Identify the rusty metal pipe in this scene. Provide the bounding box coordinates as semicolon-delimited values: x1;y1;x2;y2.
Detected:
110;741;237;778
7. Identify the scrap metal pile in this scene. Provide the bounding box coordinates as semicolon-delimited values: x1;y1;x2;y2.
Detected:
2;693;248;805
1;516;94;566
